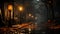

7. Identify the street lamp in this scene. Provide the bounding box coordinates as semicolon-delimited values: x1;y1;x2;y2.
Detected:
8;4;13;27
18;6;24;24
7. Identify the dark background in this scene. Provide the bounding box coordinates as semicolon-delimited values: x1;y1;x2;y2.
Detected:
0;0;60;34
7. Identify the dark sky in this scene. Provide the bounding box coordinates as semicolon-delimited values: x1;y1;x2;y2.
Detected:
53;0;60;17
54;0;60;12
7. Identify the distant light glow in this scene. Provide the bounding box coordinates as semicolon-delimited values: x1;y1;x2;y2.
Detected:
29;28;31;31
37;0;39;1
20;33;24;34
31;16;34;18
35;17;38;20
15;31;17;33
29;13;32;16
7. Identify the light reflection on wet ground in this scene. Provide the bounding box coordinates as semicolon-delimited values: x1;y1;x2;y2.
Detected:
0;22;37;34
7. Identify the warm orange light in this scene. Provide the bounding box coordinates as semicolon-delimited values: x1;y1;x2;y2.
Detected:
18;6;23;11
8;5;13;10
29;13;32;16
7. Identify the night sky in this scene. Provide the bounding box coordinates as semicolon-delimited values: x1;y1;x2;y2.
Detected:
54;0;60;17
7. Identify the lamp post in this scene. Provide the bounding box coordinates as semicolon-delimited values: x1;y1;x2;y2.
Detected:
18;6;24;24
8;4;13;27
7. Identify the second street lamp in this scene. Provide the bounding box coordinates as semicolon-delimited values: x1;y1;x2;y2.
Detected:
18;6;23;11
18;6;24;24
8;4;13;27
